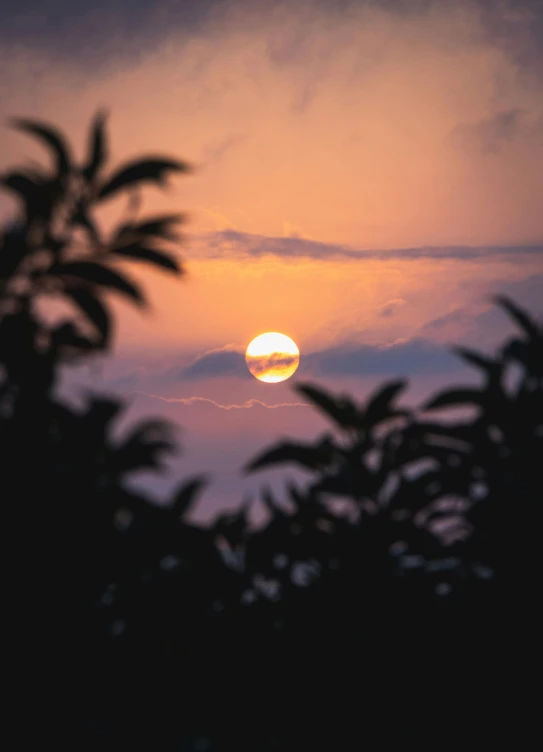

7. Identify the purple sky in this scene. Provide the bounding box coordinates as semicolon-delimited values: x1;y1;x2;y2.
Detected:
1;0;542;521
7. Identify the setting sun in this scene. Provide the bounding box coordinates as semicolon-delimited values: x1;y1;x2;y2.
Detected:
245;332;300;383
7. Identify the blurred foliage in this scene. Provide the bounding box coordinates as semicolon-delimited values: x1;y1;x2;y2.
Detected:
1;116;541;749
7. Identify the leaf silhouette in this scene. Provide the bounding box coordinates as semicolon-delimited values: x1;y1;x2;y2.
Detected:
86;398;122;429
112;244;181;273
55;261;144;304
113;419;177;473
297;383;359;429
503;339;543;376
10;119;71;177
1;171;42;204
424;389;488;411
97;158;190;200
247;437;335;472
66;288;110;345
495;295;540;340
124;214;185;241
82;111;108;184
171;476;207;519
52;322;95;352
452;347;501;375
0;229;30;279
364;379;407;427
261;487;284;517
72;203;101;247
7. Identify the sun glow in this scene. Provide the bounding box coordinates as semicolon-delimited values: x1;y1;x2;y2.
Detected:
245;332;300;383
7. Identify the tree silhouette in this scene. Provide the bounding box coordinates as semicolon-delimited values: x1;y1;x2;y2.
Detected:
1;116;540;749
0;115;240;746
246;300;543;598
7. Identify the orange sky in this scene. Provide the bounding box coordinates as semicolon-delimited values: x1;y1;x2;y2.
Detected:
1;0;542;517
1;1;541;357
1;1;542;244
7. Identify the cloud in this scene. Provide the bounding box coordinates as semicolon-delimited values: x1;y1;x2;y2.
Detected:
4;0;542;519
475;0;543;75
246;353;299;377
2;0;543;250
181;345;247;379
378;298;408;318
421;273;543;343
422;307;474;334
200;133;248;166
193;229;543;263
0;0;221;65
451;108;526;154
130;393;309;410
282;220;312;240
4;2;543;75
178;337;462;380
305;339;462;376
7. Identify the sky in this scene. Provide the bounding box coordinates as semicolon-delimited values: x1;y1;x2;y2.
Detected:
1;0;542;521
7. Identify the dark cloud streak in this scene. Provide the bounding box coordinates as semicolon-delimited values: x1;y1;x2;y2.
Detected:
0;0;223;64
246;353;299;376
451;108;526;155
198;229;543;262
2;0;542;76
179;337;463;380
304;339;462;376
181;348;247;379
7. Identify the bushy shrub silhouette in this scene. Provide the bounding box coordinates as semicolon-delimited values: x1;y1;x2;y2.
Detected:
1;116;540;749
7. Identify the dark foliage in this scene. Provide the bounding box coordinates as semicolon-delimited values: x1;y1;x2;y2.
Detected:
2;117;541;749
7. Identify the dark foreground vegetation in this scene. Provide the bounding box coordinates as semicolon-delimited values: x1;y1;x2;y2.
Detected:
2;116;541;749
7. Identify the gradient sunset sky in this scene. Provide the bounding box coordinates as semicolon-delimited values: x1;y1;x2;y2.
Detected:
1;0;542;520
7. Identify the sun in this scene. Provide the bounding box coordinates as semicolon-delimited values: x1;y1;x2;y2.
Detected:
245;332;300;383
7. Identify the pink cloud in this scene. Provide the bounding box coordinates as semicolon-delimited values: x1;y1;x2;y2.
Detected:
129;392;309;411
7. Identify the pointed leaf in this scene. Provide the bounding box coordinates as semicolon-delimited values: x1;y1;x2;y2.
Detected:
82;111;107;183
262;487;283;516
247;437;335;473
452;346;501;373
87;398;123;429
55;261;144;304
424;389;487;411
97;158;190;200
0;230;30;279
10;119;71;177
287;482;307;508
297;383;359;429
171;476;207;519
117;214;185;242
364;379;407;427
113;419;177;473
494;295;540;340
66;287;110;345
52;322;94;352
1;171;42;202
78;398;127;450
112;243;181;272
504;338;543;378
72;203;101;246
123;418;176;447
